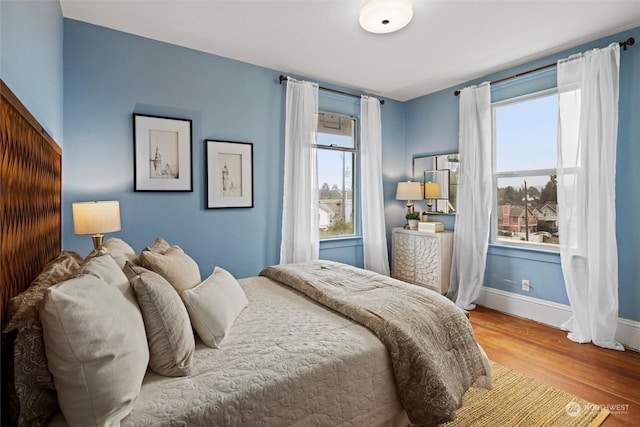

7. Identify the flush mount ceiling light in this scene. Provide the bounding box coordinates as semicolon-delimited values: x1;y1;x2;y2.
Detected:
359;0;413;34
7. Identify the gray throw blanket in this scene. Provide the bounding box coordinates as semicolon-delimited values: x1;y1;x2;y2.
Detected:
260;260;491;427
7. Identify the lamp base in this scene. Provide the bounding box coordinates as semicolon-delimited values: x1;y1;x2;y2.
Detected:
91;234;104;249
406;201;414;215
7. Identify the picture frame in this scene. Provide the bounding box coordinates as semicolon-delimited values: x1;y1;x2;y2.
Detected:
206;140;254;209
133;113;193;192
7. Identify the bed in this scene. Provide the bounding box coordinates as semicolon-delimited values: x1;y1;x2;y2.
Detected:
1;79;491;427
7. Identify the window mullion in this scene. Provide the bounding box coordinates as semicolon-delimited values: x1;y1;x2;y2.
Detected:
495;168;557;179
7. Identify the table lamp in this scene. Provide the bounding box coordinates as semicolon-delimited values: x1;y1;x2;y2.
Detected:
72;201;121;249
396;181;423;216
424;182;442;212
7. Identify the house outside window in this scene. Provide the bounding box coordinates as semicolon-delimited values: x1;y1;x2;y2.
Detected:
492;90;559;248
316;112;357;239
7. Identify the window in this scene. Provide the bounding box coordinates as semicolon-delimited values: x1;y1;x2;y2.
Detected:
493;90;559;248
316;112;357;239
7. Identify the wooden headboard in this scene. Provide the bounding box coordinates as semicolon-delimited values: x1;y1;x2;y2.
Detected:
0;80;62;325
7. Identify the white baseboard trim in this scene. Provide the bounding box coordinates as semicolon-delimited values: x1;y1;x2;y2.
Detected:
476;287;640;352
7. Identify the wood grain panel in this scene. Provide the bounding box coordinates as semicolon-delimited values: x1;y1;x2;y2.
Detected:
0;80;62;324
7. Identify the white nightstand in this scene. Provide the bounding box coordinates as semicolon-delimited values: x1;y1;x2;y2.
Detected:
391;227;454;294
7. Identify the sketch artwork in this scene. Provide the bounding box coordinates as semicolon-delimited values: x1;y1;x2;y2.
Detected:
219;153;243;197
205;139;252;208
149;129;179;179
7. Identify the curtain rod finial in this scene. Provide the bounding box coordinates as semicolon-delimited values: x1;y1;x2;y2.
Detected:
622;37;635;51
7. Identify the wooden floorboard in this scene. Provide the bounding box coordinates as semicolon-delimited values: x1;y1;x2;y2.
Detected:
469;306;640;427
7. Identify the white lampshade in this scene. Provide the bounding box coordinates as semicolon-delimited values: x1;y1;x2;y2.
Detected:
359;0;413;34
396;181;423;201
424;182;442;199
72;201;121;235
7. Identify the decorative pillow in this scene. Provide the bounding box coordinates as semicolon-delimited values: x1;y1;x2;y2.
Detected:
123;262;195;377
139;246;201;294
70;254;139;319
144;236;171;254
40;274;149;427
2;250;83;427
75;252;134;301
85;237;138;268
182;267;249;348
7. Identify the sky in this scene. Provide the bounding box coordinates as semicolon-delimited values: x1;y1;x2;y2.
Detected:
494;92;558;189
317;133;353;189
317;93;558;192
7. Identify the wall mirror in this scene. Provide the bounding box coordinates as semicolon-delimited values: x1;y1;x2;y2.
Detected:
412;153;459;214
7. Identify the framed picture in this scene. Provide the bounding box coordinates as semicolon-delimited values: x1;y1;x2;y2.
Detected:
133;114;193;191
206;140;253;209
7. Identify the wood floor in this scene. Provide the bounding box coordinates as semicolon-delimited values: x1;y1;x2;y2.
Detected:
468;306;640;426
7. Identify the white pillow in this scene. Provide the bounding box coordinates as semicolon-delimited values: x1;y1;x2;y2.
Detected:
86;238;138;268
182;267;248;348
75;253;132;297
40;274;149;427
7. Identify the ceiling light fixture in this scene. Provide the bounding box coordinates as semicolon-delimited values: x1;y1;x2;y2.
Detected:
359;0;413;34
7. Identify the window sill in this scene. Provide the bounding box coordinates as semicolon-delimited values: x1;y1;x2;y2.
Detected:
320;236;363;249
488;242;560;264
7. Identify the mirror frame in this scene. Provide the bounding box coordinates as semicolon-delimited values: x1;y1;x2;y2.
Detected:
412;152;459;214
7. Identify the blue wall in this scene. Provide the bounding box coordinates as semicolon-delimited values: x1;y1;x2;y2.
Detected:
5;3;634;321
62;19;406;279
0;0;64;143
405;27;640;321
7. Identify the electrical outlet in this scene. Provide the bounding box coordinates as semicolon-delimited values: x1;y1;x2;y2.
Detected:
522;279;530;292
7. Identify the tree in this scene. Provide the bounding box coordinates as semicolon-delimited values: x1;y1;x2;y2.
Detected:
330;184;342;199
540;175;557;204
498;185;524;206
320;220;353;237
537;220;553;233
320;183;331;199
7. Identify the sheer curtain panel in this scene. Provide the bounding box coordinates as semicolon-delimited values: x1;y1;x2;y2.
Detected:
279;78;320;264
448;83;492;310
557;43;623;350
360;96;390;276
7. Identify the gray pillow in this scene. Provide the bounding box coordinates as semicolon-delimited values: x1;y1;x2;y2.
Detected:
139;245;201;294
144;236;171;254
123;262;195;377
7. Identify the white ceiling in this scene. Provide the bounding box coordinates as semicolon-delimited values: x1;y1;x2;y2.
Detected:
60;0;640;102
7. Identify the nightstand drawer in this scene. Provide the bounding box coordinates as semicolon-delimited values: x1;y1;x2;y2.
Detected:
391;228;453;294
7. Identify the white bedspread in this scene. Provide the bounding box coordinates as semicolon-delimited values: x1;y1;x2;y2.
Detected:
109;276;403;426
261;261;491;426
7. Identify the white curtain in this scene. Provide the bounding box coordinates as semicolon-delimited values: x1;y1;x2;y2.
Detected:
279;78;319;264
557;43;623;350
448;83;492;310
360;96;390;276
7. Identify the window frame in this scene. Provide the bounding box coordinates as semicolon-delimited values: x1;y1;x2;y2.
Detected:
491;88;560;252
315;111;359;240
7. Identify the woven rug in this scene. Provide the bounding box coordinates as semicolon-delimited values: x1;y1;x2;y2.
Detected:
443;361;609;426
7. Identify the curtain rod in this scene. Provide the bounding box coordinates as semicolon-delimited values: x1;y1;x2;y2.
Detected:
278;75;385;105
453;37;635;96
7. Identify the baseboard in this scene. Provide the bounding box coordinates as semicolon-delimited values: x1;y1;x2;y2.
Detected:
476;287;640;352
